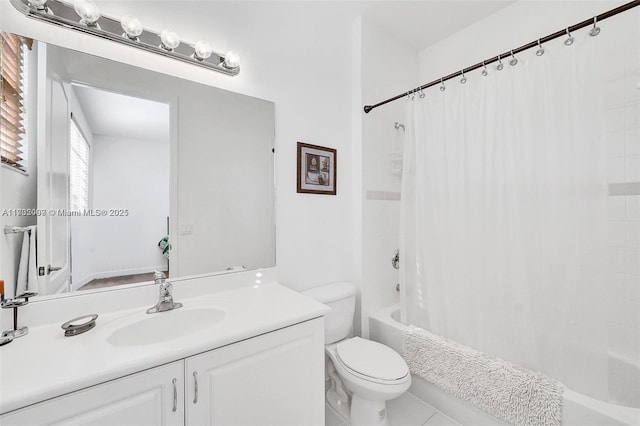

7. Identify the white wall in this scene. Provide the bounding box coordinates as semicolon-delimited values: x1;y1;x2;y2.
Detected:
416;0;640;386
599;7;640;402
70;130;170;289
89;135;169;282
418;1;625;84
0;1;356;294
175;87;275;276
358;20;418;336
0;42;38;299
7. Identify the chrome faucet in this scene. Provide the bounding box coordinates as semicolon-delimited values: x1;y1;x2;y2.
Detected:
147;271;183;314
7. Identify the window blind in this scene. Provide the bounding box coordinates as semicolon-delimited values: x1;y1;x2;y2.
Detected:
70;119;90;211
0;33;29;172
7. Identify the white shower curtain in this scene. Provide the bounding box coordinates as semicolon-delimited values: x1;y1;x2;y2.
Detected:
400;35;610;400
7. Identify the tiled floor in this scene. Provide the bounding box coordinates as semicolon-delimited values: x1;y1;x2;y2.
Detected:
326;392;460;426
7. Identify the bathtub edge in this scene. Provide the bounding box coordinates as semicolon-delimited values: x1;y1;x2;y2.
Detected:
369;304;640;426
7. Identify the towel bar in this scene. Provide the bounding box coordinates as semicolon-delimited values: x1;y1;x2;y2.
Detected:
3;226;31;234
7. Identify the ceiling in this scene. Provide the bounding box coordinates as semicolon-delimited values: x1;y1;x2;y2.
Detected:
359;1;516;50
72;84;170;143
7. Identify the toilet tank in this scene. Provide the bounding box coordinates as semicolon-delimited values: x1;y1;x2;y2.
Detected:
302;282;356;344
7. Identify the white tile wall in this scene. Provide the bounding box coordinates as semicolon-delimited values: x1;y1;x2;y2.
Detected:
605;28;640;361
606;204;640;361
359;20;417;336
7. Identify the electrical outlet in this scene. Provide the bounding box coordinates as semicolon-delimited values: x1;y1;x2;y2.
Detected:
179;224;193;235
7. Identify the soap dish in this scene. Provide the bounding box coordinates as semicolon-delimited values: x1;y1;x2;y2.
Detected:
61;314;98;337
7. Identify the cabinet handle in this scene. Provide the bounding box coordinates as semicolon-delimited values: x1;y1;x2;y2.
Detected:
172;378;177;412
193;371;198;404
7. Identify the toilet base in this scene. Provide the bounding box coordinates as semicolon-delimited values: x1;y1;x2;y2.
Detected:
350;395;389;426
326;354;351;419
327;389;350;420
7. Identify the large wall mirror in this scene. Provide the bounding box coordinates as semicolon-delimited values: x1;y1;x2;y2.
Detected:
0;33;276;298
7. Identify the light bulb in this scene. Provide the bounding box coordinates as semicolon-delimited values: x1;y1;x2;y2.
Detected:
222;50;240;69
193;40;212;61
160;30;180;51
28;0;47;10
74;0;100;26
121;15;143;40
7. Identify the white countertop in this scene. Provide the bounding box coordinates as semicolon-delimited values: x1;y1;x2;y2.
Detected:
0;280;329;414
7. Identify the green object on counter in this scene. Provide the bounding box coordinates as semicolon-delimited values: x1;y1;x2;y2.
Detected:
158;236;171;259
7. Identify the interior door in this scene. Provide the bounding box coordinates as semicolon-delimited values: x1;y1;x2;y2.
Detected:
36;43;71;295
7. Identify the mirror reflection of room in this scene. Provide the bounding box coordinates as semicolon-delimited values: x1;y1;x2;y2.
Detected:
68;85;170;291
1;34;170;296
1;33;37;300
1;33;276;300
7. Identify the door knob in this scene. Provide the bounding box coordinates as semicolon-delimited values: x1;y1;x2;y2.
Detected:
47;265;62;274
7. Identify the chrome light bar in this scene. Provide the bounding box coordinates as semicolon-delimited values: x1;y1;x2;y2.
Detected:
8;0;240;76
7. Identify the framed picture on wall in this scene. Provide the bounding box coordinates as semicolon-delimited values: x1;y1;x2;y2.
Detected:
297;142;337;195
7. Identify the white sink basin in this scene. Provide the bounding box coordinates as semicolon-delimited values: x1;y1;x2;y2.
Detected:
107;308;225;347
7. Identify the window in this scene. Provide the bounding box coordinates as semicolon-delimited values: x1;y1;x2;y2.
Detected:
0;33;31;172
69;118;90;211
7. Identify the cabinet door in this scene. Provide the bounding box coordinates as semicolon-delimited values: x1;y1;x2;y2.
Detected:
1;361;185;426
186;318;324;426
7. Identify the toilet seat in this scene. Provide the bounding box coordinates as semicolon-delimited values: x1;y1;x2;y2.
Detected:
325;337;412;424
335;337;409;385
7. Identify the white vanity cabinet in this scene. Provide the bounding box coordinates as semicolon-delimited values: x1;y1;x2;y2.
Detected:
1;361;185;426
185;318;325;425
0;319;324;426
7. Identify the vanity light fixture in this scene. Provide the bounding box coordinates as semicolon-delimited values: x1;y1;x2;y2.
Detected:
9;0;241;75
222;50;240;70
27;0;47;11
121;15;143;40
159;29;180;51
193;40;213;61
73;0;100;27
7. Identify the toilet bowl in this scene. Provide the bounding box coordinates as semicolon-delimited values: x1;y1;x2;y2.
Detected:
302;283;411;426
327;337;411;425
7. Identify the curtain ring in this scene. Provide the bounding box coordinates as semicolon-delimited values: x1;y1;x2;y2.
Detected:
481;61;488;76
419;88;426;99
536;39;545;56
509;50;518;66
439;78;446;91
589;16;601;37
460;70;467;84
496;54;504;71
564;28;575;46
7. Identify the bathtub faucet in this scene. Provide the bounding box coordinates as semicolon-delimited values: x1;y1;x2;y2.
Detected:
147;271;183;314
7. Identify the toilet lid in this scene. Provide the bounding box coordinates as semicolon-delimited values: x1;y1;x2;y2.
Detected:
336;337;409;382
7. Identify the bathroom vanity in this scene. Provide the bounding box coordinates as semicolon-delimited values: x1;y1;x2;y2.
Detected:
0;270;329;425
0;5;327;424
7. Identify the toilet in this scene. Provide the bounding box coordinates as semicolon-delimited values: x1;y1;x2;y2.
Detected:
302;282;411;426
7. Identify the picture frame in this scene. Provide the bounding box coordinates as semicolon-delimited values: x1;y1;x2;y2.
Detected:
297;142;337;195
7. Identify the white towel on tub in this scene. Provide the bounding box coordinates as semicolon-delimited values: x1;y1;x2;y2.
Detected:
402;325;564;426
15;226;38;297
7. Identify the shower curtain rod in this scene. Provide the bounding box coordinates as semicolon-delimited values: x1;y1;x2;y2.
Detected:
363;0;640;114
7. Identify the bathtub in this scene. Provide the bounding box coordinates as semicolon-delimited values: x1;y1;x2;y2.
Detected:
369;305;640;426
